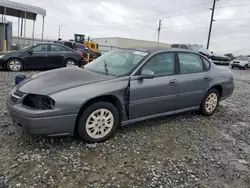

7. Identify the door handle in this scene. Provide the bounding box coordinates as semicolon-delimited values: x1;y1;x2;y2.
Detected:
44;55;48;57
204;76;210;81
169;79;178;85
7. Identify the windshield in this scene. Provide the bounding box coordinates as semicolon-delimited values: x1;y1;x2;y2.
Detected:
19;44;35;52
190;45;211;56
236;56;249;61
84;50;148;76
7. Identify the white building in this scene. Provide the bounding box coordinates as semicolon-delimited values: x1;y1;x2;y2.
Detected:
91;37;170;53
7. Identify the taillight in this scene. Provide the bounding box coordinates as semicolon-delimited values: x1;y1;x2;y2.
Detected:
79;52;83;57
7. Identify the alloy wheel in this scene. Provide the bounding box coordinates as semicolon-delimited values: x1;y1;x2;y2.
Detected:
85;108;114;139
205;93;218;113
9;60;21;71
66;61;76;67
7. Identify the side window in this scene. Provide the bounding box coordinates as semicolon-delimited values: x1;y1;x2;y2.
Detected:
171;44;179;48
141;53;175;76
64;42;74;49
201;57;211;70
50;45;69;52
178;53;204;74
31;44;48;52
91;44;95;49
180;45;189;50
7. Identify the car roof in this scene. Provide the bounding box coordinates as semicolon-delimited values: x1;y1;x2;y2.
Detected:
34;42;75;51
122;46;197;54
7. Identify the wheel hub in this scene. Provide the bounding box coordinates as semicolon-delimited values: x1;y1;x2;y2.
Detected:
86;109;114;139
9;61;21;71
205;93;218;113
66;61;76;67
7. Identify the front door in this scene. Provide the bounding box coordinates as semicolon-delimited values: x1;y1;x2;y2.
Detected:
175;52;211;109
23;44;49;68
129;52;179;119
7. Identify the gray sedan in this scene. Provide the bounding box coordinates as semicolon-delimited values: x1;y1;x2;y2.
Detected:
7;47;234;143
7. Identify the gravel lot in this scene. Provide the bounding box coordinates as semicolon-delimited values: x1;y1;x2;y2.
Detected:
0;68;250;188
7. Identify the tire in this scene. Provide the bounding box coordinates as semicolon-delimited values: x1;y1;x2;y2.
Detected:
231;66;234;69
77;102;119;143
244;65;247;70
7;59;23;71
64;59;76;67
200;89;220;116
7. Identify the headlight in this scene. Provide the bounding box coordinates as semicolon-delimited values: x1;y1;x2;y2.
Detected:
23;94;55;109
0;55;5;59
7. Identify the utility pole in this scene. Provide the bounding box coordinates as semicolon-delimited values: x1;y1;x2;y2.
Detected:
207;0;218;49
157;20;162;46
58;26;61;40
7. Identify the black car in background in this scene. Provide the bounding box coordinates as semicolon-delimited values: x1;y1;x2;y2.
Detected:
0;43;83;71
54;41;88;57
55;40;101;60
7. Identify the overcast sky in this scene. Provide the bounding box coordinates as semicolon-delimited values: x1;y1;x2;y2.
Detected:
6;0;250;55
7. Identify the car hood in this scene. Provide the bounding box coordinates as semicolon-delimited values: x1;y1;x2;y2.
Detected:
17;67;113;95
0;50;18;56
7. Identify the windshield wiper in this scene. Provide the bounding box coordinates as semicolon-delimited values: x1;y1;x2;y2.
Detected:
104;60;109;75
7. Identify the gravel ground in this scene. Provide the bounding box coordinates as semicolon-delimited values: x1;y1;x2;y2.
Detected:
0;68;250;188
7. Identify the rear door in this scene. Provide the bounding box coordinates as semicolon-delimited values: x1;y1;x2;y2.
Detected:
174;52;211;109
23;44;49;68
47;44;70;68
129;52;179;119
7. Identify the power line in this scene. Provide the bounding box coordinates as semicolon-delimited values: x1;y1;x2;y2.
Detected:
47;1;211;30
216;3;250;9
87;1;212;29
216;18;250;21
62;7;211;33
127;21;209;34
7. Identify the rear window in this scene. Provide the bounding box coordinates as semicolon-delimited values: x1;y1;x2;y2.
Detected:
180;45;189;50
64;42;74;49
171;44;179;48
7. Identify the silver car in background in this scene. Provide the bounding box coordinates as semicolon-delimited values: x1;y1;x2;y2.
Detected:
230;56;250;70
7;47;234;143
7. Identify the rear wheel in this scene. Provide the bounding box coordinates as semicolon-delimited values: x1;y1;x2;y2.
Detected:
77;102;119;143
7;59;23;71
200;89;220;116
65;59;76;67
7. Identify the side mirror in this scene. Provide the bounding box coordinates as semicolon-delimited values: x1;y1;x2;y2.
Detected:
28;50;33;55
139;70;155;79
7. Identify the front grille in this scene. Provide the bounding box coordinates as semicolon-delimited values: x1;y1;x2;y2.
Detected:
23;94;55;109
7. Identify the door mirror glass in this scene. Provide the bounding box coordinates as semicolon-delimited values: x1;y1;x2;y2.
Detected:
140;70;155;79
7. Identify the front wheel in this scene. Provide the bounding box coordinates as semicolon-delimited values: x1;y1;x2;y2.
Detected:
77;102;119;143
244;65;248;70
200;89;220;116
7;59;23;71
